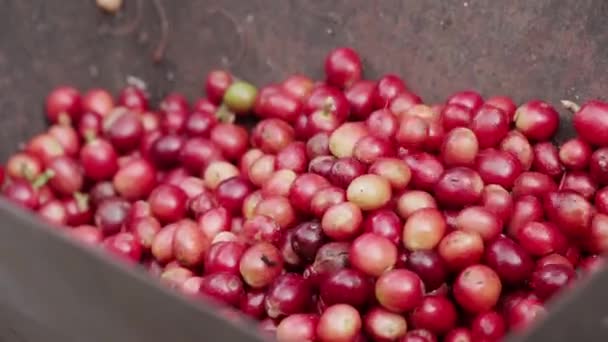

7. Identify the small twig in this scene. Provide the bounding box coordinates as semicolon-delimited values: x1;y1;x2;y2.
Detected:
207;8;246;67
561;100;581;113
215;105;236;123
32;170;54;189
98;0;144;36
152;0;170;63
74;192;90;211
83;130;98;143
558;172;567;191
20;164;34;182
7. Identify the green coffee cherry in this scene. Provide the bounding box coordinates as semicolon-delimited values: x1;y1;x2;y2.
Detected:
223;81;258;114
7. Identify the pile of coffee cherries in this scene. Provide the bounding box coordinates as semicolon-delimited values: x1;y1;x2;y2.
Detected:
3;47;608;342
